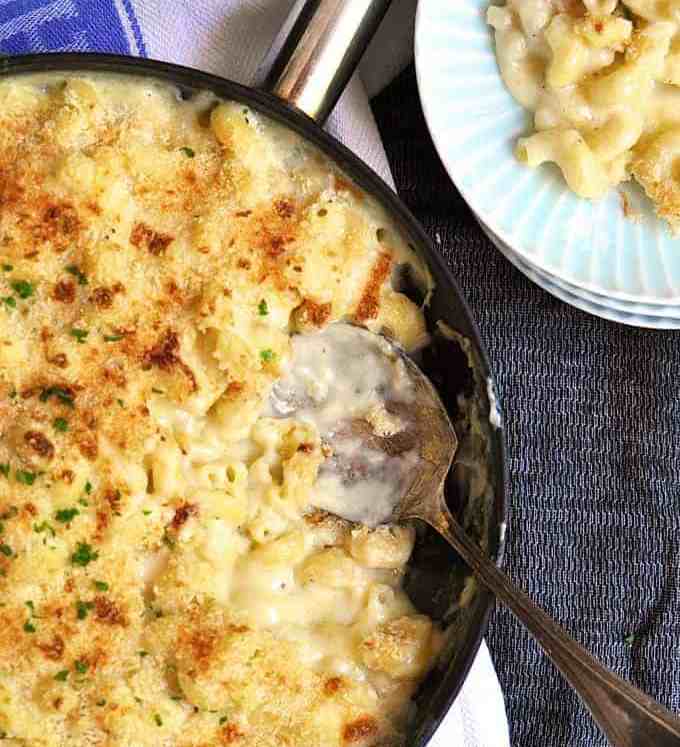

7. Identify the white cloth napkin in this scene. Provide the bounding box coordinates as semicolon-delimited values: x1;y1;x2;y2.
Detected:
128;1;510;743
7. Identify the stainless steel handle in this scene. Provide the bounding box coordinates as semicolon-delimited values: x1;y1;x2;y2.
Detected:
257;0;392;124
428;503;680;747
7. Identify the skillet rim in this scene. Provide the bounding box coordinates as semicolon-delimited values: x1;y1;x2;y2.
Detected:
0;52;509;745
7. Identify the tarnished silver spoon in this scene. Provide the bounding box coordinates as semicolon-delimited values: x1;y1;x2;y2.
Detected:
273;323;680;747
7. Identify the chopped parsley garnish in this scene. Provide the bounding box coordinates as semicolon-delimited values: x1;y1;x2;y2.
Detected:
54;670;69;682
2;265;12;272
74;659;88;674
94;580;109;592
39;386;74;407
154;714;163;727
142;509;152;516
219;716;228;725
179;146;195;158
260;348;275;363
103;334;123;342
151;387;164;394
16;470;38;486
0;544;12;557
23;621;36;633
34;521;55;537
78;498;89;507
97;699;106;706
55;507;79;523
162;530;175;549
84;481;92;495
53;417;69;433
116;398;125;408
138;650;148;657
11;280;34;299
66;265;87;286
69;328;89;344
8;389;16;399
25;600;34;612
2;297;15;309
258;299;269;316
71;542;98;567
76;600;94;620
0;464;9;478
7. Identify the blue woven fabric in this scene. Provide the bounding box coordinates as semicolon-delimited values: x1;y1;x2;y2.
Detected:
373;68;680;747
0;0;145;56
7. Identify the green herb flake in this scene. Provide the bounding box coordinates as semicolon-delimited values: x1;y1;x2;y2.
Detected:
2;264;13;272
0;544;12;557
16;470;38;486
154;714;163;727
23;621;36;633
34;521;55;537
0;464;9;478
258;299;269;316
116;398;125;408
179;146;195;158
54;669;69;682
66;265;87;286
2;297;15;310
25;600;34;612
78;498;89;508
142;510;152;516
0;506;17;520
162;530;175;550
11;280;34;299
55;507;79;523
8;389;16;400
53;417;69;433
69;328;89;344
94;580;109;592
260;348;275;363
39;386;75;408
103;334;123;342
76;600;94;620
74;659;88;674
84;481;92;495
96;699;106;706
138;650;149;657
71;542;98;567
219;716;228;725
151;387;164;395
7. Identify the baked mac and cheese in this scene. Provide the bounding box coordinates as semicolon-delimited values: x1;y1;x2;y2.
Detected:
488;0;680;231
0;73;441;746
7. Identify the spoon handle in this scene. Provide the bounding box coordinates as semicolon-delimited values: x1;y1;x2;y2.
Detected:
428;506;680;746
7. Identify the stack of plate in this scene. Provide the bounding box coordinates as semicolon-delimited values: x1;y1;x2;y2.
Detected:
414;0;680;328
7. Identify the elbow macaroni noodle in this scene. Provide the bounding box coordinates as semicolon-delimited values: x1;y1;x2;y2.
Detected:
488;0;680;231
0;74;439;746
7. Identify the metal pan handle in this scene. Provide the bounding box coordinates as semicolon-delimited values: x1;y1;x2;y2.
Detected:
257;0;392;124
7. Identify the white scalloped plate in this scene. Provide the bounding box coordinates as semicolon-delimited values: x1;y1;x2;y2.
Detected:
414;0;680;309
477;218;680;328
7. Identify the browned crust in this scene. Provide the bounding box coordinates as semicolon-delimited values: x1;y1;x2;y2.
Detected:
342;715;378;743
354;252;391;323
130;222;174;256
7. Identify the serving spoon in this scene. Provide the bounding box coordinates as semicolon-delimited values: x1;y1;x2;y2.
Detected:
275;323;680;747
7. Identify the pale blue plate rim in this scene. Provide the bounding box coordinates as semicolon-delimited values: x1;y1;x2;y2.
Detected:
478;219;680;328
414;0;680;308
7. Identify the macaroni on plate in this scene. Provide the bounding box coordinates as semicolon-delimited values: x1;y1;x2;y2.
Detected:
488;0;680;231
0;74;440;746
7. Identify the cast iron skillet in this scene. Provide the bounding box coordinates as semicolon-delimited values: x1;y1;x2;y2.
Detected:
0;1;508;744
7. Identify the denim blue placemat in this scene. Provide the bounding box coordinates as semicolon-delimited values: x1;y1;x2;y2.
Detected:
373;68;680;747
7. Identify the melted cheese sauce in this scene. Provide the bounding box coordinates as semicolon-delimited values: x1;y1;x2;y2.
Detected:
270;324;419;526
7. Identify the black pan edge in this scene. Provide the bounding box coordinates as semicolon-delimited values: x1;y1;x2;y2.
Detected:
0;52;509;746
